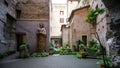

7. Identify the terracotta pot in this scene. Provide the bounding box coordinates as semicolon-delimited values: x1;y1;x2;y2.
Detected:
81;52;86;58
49;51;54;55
100;65;105;68
100;65;111;68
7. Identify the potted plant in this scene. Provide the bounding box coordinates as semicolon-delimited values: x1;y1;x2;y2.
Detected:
97;56;112;68
19;43;30;58
79;44;87;58
49;42;55;55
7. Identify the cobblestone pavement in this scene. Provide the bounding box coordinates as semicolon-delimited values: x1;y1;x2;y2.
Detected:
0;55;99;68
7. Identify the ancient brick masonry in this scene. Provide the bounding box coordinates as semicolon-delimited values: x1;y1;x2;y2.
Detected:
0;0;17;53
102;0;120;67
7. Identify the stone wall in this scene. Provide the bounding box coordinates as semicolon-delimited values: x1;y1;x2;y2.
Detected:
102;0;120;67
95;0;120;67
17;0;49;20
69;6;91;50
0;0;17;53
51;4;67;37
16;0;50;52
61;25;69;46
16;20;50;52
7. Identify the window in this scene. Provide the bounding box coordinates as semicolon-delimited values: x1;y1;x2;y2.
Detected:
60;11;64;15
16;9;21;19
60;18;64;23
4;14;15;40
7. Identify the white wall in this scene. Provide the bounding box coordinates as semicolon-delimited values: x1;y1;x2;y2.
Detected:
51;4;67;37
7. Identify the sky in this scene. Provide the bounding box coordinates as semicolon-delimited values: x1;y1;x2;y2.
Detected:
52;0;67;4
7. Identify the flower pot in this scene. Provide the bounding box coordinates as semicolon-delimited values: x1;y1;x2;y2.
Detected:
100;65;105;68
100;65;111;68
81;52;86;58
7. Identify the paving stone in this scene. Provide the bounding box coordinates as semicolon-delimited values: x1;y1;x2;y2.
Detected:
0;55;99;68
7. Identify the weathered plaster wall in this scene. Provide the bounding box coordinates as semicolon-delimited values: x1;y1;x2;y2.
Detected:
16;20;50;52
51;4;67;37
0;0;17;53
61;25;69;46
69;6;91;50
16;0;50;52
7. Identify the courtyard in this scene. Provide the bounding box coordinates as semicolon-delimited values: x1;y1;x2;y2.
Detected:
0;55;99;68
0;0;120;68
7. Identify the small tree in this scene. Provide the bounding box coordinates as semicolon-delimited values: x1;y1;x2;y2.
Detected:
86;8;107;68
86;8;105;27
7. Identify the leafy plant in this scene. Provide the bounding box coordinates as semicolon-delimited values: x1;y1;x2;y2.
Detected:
31;53;49;57
50;42;54;48
19;43;30;58
79;44;87;50
31;53;38;57
59;47;75;55
19;44;28;50
89;39;98;46
76;52;82;59
76;40;84;51
91;44;100;51
86;8;105;24
41;53;49;57
0;51;16;59
97;56;112;68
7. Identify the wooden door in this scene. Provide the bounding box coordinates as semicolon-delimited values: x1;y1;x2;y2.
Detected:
37;33;46;52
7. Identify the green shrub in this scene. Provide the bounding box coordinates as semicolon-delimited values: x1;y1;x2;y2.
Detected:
97;56;112;67
60;51;68;55
0;51;16;59
31;53;38;57
24;52;30;58
19;44;28;50
59;47;72;55
76;52;82;59
68;52;77;55
86;8;105;24
79;44;87;50
89;39;98;46
91;44;100;51
31;53;49;57
41;53;49;57
19;43;30;58
76;40;84;51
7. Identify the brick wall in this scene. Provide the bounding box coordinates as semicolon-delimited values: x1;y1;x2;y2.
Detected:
0;0;17;53
69;6;91;50
16;0;50;52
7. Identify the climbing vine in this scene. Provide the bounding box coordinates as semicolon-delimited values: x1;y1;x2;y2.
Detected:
86;8;105;24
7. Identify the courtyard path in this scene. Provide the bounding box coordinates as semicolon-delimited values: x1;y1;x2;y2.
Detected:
0;55;99;68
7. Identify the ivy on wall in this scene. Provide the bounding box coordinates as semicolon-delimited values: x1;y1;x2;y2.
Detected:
86;8;105;24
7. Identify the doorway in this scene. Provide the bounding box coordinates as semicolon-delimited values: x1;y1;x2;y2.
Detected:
82;35;87;45
37;33;46;52
16;33;26;51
